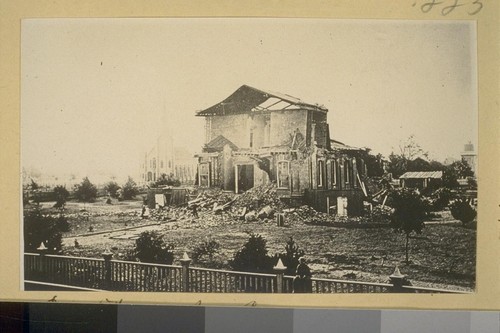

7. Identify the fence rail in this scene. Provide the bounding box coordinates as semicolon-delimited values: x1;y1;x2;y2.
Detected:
24;253;464;294
189;267;276;293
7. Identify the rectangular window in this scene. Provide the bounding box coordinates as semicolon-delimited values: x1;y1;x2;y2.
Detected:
344;160;350;184
198;162;211;187
352;158;357;188
277;161;290;188
331;160;337;186
318;160;324;187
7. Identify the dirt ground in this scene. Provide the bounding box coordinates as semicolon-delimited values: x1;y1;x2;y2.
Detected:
36;197;475;291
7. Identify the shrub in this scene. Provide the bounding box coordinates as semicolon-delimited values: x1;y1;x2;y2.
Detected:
74;177;98;203
121;177;139;200
450;198;476;225
104;181;121;198
24;206;66;253
230;233;274;273
53;185;70;208
134;231;174;264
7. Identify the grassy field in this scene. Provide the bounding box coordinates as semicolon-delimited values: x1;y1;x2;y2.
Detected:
33;197;476;291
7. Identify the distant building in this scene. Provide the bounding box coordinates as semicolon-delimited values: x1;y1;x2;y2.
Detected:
141;135;197;185
461;142;477;177
400;171;443;190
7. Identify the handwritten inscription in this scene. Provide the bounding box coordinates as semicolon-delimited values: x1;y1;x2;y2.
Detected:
414;0;483;15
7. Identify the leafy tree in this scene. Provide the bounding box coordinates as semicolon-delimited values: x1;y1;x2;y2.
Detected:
24;206;66;253
152;173;181;187
121;176;139;200
387;153;408;179
134;231;174;264
450;198;476;225
389;188;427;263
53;185;70;208
104;181;121;198
359;149;385;177
278;236;305;276
230;233;274;273
74;177;98;203
452;160;474;178
442;160;474;189
429;160;445;171
407;157;430;172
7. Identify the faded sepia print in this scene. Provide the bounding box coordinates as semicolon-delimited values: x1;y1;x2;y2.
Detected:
22;19;477;294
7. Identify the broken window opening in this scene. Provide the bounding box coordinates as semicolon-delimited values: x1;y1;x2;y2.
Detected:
331;160;337;186
277;161;290;189
344;160;351;184
198;162;211;187
317;160;325;188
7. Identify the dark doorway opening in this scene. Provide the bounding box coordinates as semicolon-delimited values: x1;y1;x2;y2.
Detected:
236;164;254;193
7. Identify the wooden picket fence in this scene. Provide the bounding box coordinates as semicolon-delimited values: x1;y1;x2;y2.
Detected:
24;253;464;294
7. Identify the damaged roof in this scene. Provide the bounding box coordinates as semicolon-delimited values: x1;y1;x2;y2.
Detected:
400;171;443;179
196;85;328;116
204;135;238;152
330;139;364;152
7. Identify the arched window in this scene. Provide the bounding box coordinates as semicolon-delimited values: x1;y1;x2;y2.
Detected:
317;160;324;188
331;160;337;186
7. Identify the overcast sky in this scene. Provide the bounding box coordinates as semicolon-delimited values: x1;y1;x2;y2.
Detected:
21;18;477;182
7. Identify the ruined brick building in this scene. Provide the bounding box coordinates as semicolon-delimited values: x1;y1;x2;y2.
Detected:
195;85;367;215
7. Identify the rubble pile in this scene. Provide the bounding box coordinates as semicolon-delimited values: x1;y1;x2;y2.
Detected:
283;205;334;225
144;183;381;227
188;188;235;209
230;184;285;221
232;184;283;211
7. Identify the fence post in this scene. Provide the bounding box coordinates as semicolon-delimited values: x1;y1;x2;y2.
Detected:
102;249;113;290
37;242;48;280
273;258;287;293
180;252;191;292
389;265;407;293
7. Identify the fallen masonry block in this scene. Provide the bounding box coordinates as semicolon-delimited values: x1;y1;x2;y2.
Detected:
244;211;257;221
258;205;275;219
238;207;247;220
